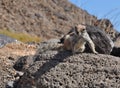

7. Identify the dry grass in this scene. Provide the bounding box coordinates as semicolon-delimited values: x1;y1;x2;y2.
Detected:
0;29;41;43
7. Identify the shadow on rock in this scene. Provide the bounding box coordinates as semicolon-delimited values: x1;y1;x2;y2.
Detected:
111;47;120;57
33;51;72;79
13;50;73;88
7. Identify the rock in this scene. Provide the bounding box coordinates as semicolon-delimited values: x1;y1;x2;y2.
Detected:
14;50;120;88
60;25;114;54
13;56;34;72
85;25;114;54
111;47;120;57
43;38;61;43
13;38;63;72
6;80;19;88
94;19;119;40
36;40;63;54
111;34;120;57
0;34;18;48
6;81;14;88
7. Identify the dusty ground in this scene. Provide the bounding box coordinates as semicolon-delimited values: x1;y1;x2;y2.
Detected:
0;42;37;87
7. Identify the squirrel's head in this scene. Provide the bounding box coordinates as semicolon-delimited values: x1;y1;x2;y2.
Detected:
75;24;86;35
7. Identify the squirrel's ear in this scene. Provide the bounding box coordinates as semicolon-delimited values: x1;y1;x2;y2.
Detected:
74;26;79;34
75;26;77;30
59;37;64;43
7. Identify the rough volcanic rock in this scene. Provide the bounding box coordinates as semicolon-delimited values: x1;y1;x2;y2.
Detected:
13;39;62;72
110;34;120;57
111;47;120;57
94;19;119;40
14;50;120;88
60;25;114;54
85;25;114;54
13;56;34;72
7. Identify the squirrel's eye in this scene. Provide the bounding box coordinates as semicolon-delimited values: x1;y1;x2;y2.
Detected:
81;29;86;32
82;29;85;31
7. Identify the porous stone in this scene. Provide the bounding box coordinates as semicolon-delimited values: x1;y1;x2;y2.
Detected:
14;50;120;88
85;25;114;54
